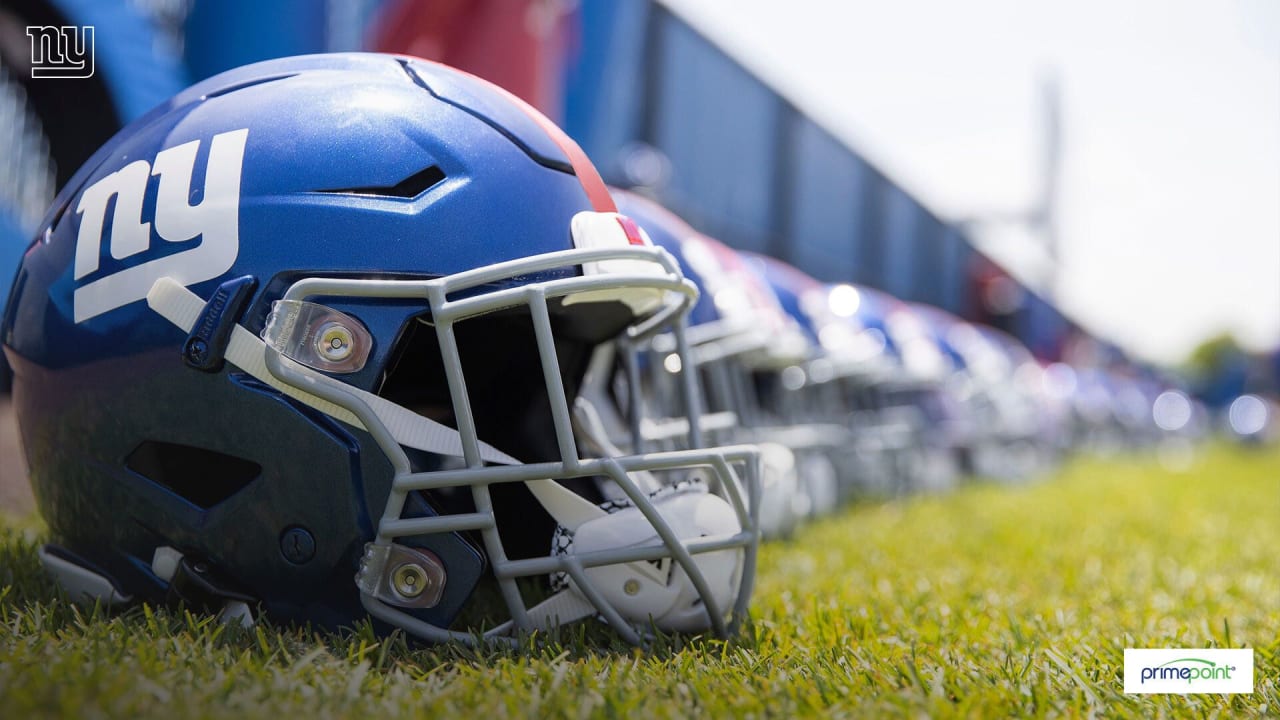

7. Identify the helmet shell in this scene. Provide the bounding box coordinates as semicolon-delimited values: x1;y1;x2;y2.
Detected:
2;53;614;630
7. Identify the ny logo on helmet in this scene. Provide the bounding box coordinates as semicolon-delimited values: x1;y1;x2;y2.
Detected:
73;129;249;323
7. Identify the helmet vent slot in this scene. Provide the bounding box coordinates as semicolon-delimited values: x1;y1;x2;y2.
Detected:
125;441;261;509
315;165;446;199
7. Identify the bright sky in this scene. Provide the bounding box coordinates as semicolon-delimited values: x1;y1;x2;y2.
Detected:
662;0;1280;363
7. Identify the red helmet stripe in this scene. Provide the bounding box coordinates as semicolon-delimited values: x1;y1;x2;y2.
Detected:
616;215;647;246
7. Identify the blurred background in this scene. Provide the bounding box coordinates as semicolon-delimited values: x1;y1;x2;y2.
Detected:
0;0;1276;415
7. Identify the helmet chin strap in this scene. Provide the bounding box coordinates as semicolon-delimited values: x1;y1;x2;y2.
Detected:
146;277;517;465
571;397;663;497
486;586;599;636
523;477;608;531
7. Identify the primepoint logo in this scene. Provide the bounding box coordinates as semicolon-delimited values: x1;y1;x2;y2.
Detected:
1143;657;1235;684
1124;649;1254;694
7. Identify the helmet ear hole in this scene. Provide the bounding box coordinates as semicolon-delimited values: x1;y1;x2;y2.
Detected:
125;441;261;509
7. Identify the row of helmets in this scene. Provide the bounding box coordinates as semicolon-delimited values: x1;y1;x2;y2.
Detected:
0;53;1211;649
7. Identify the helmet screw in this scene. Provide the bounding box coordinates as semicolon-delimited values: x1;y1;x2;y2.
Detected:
280;526;316;564
391;563;429;599
315;321;355;363
623;579;641;596
184;338;209;364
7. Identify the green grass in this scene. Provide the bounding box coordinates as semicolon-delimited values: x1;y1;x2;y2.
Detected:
1;444;1277;718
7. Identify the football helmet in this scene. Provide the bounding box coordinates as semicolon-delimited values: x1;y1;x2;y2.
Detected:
599;191;811;537
951;323;1058;479
1;54;760;645
741;255;954;497
902;303;1020;482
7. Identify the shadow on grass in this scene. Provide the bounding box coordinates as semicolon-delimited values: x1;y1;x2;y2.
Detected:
0;526;760;672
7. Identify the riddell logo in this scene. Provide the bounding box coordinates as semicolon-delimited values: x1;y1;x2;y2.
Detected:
26;26;94;79
73;129;249;323
1123;648;1253;694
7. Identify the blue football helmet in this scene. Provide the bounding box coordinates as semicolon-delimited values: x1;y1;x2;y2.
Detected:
957;323;1062;478
601;190;810;538
1;54;760;645
902;303;1042;482
743;255;966;495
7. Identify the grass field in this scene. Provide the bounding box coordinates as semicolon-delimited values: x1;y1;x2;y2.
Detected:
0;443;1276;718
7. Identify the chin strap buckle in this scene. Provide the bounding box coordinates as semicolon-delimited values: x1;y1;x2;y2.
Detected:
151;547;257;628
